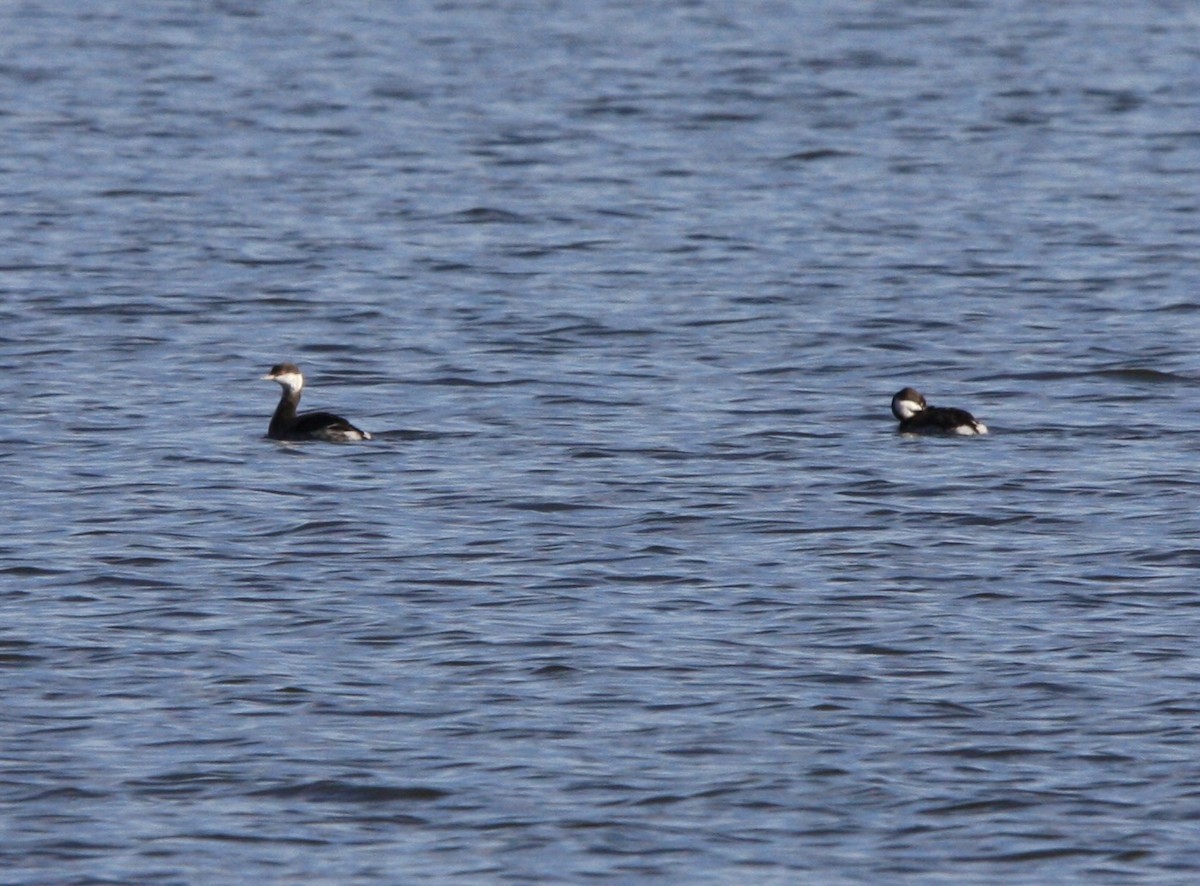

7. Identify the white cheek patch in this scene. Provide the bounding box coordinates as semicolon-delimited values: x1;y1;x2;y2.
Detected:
276;372;304;390
894;399;923;420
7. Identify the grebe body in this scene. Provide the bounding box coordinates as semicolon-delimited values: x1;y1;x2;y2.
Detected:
263;363;372;442
891;387;987;436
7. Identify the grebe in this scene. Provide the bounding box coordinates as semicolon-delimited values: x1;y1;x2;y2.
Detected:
262;363;372;442
891;387;987;436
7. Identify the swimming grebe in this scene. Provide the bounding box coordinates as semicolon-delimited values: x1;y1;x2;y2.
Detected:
891;387;987;436
262;363;372;442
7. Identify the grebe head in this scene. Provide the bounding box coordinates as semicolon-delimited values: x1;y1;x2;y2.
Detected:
263;362;304;393
891;387;927;421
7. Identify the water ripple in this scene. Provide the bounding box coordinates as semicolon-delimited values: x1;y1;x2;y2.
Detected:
4;0;1200;883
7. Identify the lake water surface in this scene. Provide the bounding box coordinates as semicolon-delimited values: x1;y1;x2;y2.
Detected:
5;1;1200;882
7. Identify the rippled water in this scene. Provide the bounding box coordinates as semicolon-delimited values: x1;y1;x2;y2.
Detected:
6;1;1200;882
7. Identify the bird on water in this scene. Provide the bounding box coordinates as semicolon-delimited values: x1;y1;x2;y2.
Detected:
891;387;987;436
262;363;372;442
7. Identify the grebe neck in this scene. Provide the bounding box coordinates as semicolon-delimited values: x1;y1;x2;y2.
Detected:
269;386;301;437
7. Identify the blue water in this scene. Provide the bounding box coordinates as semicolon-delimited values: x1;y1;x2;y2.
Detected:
5;1;1200;882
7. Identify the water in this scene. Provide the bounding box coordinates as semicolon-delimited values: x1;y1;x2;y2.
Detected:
4;0;1200;882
